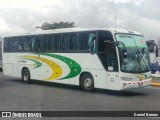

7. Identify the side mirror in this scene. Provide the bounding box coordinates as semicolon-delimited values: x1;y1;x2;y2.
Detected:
115;41;128;58
114;41;125;47
88;34;96;53
114;41;119;46
122;49;128;58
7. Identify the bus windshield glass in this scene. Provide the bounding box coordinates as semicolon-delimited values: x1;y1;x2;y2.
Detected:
116;34;150;73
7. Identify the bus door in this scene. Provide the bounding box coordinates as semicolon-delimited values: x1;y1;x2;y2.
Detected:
106;46;119;90
98;31;119;90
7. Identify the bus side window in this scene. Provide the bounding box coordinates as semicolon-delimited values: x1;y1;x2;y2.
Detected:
55;35;61;52
34;36;47;52
48;35;61;52
70;34;77;51
79;33;89;52
18;37;24;51
23;36;34;52
4;38;11;52
62;34;70;51
33;37;40;52
11;37;19;52
62;34;78;52
48;35;54;51
79;32;96;52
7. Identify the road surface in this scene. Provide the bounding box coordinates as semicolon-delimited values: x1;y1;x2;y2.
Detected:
0;72;160;120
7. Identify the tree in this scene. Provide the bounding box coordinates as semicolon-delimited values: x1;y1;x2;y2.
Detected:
36;21;76;30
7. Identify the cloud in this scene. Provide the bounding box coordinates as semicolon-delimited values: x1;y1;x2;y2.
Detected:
0;0;64;35
0;0;64;11
115;0;160;38
0;18;8;30
0;0;160;39
114;0;129;3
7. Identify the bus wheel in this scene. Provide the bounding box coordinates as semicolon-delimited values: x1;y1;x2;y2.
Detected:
22;69;31;83
80;74;94;92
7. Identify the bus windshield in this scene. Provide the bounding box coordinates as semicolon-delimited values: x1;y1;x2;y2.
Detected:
116;34;150;73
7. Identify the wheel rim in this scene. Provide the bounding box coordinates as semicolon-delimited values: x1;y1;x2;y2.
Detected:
84;78;92;89
24;72;29;81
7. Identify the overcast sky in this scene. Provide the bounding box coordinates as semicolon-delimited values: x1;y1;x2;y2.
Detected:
0;0;160;40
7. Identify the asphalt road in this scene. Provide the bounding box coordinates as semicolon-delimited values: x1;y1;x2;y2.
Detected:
0;71;160;120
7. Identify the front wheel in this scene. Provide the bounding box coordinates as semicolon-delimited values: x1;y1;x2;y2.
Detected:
80;74;94;92
22;69;31;83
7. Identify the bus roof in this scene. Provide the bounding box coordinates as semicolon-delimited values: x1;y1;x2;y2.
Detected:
4;27;143;37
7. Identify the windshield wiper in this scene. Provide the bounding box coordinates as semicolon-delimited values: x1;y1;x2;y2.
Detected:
133;49;149;72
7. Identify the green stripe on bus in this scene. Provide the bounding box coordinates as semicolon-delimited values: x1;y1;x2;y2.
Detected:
41;53;82;80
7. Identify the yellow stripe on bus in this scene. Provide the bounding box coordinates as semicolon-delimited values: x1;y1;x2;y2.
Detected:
22;56;63;80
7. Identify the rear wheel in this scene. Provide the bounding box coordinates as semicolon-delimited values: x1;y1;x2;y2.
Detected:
22;69;31;83
80;74;94;92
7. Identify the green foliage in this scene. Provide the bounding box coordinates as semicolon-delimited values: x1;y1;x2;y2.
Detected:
37;21;76;30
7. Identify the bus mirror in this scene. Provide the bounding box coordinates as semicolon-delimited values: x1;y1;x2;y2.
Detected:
115;41;124;46
115;41;127;50
114;41;119;46
115;41;128;58
122;49;127;58
93;44;96;53
88;34;96;53
88;40;96;53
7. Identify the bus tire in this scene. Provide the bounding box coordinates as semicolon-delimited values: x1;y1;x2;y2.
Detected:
22;69;31;83
80;74;94;92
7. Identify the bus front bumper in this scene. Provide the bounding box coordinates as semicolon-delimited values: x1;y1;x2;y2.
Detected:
122;79;152;90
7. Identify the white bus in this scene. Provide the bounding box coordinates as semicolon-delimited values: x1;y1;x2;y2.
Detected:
2;28;152;91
